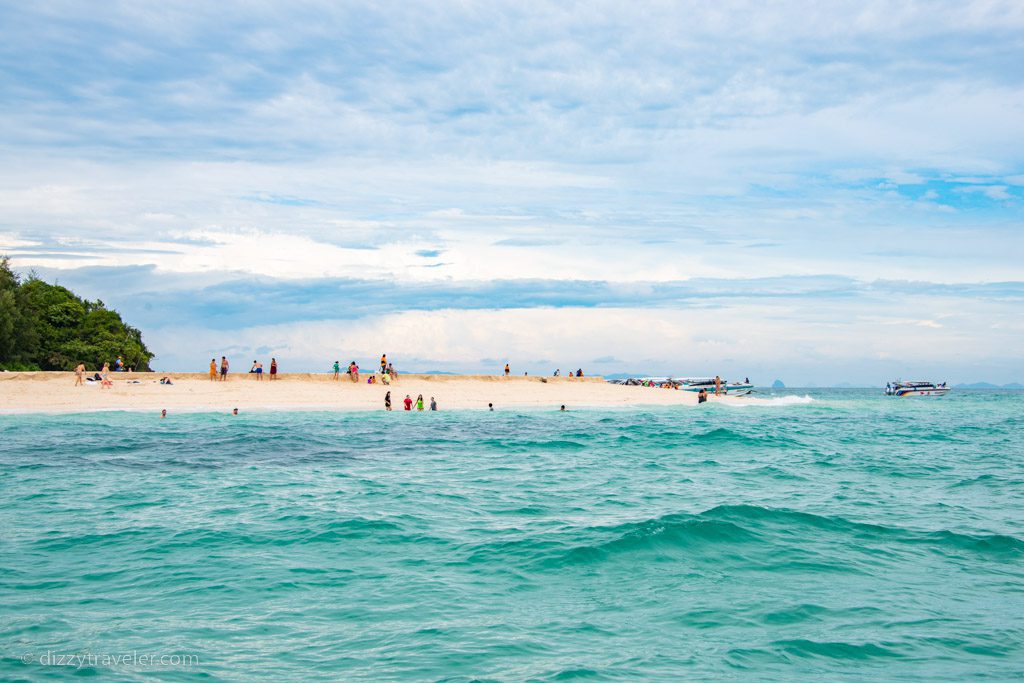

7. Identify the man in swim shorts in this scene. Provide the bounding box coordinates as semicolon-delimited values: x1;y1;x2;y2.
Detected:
220;356;229;381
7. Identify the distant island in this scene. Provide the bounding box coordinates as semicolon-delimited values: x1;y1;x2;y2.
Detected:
0;256;153;371
954;382;1024;389
772;379;785;389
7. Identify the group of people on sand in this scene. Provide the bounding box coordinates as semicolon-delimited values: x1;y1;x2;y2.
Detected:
73;361;114;388
384;391;437;411
249;358;278;381
332;355;400;384
207;357;278;381
334;360;363;382
504;365;585;378
73;361;175;389
73;361;135;388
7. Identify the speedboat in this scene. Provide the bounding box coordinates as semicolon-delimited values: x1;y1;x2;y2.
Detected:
606;377;754;396
885;380;950;397
679;378;754;396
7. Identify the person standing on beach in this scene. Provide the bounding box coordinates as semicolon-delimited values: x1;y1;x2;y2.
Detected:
403;394;412;411
270;358;278;380
101;362;112;388
385;391;392;411
74;362;85;386
253;361;263;380
714;375;721;396
380;354;387;373
332;361;340;380
220;356;229;381
349;361;359;382
504;363;510;377
209;359;217;381
415;394;424;411
429;397;437;411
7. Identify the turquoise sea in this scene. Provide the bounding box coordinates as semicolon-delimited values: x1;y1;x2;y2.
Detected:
2;389;1022;681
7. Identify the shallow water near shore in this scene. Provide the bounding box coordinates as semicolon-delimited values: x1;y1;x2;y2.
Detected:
1;389;1022;680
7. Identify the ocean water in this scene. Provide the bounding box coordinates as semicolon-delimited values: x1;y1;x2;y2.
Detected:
1;389;1022;681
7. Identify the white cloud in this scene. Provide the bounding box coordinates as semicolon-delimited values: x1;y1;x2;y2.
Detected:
956;184;1012;201
2;1;1023;381
146;300;1024;383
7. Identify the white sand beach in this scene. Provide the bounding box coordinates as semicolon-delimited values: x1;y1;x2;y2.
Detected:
0;372;725;413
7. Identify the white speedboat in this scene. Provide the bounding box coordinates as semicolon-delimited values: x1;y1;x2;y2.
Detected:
606;377;754;396
885;380;951;397
679;378;754;396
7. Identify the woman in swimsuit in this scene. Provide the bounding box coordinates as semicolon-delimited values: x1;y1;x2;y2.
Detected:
415;394;424;411
385;391;392;411
270;358;278;380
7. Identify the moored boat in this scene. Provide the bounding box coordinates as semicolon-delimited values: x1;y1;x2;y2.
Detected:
606;376;754;395
679;378;754;396
885;380;950;397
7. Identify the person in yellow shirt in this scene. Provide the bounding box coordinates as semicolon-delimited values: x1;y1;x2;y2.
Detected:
209;358;217;381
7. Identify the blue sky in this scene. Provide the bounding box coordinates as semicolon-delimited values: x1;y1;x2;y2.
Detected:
1;1;1022;383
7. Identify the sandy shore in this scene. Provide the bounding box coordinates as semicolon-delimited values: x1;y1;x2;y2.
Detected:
0;371;723;413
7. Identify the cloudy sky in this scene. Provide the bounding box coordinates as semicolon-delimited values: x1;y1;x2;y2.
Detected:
1;1;1022;383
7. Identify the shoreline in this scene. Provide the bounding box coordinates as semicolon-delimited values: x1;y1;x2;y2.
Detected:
0;371;732;414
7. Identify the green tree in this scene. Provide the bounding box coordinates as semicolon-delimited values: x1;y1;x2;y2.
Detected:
0;256;154;371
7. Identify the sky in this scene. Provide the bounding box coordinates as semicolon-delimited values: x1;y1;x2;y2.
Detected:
0;1;1022;384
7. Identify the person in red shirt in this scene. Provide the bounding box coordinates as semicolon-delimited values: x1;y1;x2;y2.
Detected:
403;395;412;411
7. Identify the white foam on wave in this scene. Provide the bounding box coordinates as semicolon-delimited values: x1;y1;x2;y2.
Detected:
721;394;815;408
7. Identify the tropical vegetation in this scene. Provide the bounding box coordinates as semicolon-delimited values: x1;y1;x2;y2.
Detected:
0;256;153;371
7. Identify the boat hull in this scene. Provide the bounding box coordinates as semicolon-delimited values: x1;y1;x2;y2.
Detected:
682;383;754;396
893;387;950;397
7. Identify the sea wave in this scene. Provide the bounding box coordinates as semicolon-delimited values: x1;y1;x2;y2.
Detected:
528;504;1024;569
